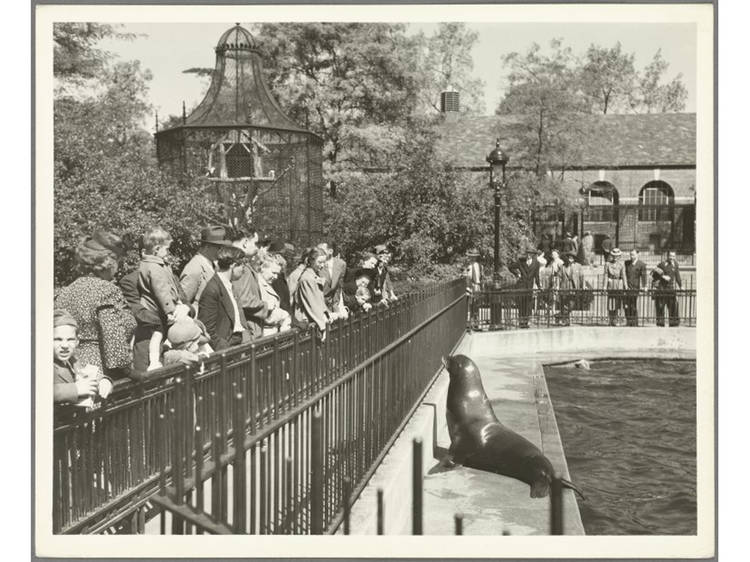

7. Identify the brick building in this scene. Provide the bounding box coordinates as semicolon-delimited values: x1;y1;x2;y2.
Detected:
436;111;696;256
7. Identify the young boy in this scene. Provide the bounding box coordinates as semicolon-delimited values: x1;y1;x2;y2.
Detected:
53;309;113;408
137;227;190;371
162;318;214;367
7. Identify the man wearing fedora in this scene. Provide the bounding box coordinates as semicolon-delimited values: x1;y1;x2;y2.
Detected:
180;226;232;306
624;248;648;326
509;246;541;328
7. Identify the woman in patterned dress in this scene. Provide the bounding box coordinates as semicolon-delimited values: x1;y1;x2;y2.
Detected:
55;231;136;380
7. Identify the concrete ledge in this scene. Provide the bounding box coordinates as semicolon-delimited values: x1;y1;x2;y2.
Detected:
466;326;695;358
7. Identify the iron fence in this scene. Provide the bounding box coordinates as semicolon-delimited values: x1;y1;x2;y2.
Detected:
147;282;467;535
53;278;466;534
469;287;696;330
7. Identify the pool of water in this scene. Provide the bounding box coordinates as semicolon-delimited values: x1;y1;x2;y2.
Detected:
544;359;696;535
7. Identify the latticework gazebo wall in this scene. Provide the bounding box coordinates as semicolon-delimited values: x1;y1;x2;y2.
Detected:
154;24;325;247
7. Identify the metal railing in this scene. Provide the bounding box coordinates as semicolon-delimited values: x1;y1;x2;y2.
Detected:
153;437;569;536
470;287;696;330
147;282;467;535
53;278;467;534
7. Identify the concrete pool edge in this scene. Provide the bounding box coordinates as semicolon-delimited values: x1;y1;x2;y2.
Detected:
346;327;696;536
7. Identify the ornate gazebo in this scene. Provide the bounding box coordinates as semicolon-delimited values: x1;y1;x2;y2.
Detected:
155;24;324;245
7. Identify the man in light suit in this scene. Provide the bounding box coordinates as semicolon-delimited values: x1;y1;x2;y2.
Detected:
180;226;232;306
624;248;648;326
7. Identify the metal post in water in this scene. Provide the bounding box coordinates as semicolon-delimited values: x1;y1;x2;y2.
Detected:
454;513;463;535
376;488;384;535
412;438;423;535
311;406;323;534
550;473;563;535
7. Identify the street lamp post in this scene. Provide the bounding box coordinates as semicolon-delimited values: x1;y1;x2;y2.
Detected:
486;139;509;287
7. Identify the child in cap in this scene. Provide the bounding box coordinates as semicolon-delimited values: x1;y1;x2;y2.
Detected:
162;318;213;367
137;226;191;371
54;309;113;408
348;269;375;313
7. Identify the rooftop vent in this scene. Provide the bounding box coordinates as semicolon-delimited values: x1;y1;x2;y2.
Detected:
440;88;460;113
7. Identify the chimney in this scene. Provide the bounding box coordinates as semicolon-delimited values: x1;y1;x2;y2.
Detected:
440;87;459;113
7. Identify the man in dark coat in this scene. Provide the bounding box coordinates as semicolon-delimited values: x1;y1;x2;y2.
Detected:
508;247;541;328
624;248;648;326
198;246;250;350
652;250;682;327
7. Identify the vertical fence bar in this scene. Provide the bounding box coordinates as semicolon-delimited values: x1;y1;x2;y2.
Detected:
212;432;223;524
550;474;563;535
376;488;384;535
342;476;351;535
194;425;204;535
412;438;423;535
454;513;463;535
233;393;246;534
311;406;323;534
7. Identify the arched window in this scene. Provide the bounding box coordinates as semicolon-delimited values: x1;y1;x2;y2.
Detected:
585;181;618;222
639;181;674;221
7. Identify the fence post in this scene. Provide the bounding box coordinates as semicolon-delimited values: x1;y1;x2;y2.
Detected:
550;473;563;535
376;488;384;535
342;476;351;535
454;513;463;535
412;438;423;535
311;406;324;534
233;393;246;534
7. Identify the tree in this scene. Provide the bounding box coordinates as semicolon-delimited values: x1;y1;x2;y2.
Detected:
54;32;220;286
634;49;688;113
252;24;423;187
324;121;554;282
417;23;486;114
580;42;637;114
497;40;587;176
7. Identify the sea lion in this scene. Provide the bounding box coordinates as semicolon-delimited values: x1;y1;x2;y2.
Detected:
443;354;584;499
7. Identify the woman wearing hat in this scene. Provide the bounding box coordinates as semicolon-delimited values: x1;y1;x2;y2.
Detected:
603;247;628;326
55;231;136;379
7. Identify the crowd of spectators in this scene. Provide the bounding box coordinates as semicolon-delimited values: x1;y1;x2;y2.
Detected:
53;225;399;410
465;231;684;329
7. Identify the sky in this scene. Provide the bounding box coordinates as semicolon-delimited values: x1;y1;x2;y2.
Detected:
98;21;696;120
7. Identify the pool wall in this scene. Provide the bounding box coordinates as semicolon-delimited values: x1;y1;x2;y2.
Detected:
346;327;695;536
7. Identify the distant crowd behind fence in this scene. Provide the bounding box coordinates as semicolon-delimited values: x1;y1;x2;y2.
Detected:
470;275;696;330
53;278;467;535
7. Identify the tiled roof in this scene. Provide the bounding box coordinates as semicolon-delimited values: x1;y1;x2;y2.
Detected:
436;112;695;169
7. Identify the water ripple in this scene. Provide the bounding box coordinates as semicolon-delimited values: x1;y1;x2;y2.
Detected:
545;359;696;535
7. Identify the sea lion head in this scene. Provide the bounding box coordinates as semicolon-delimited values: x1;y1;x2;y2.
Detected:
523;454;555;498
522;455;586;500
443;354;483;386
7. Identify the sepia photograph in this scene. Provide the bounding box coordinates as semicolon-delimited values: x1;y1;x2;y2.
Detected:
34;2;715;558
